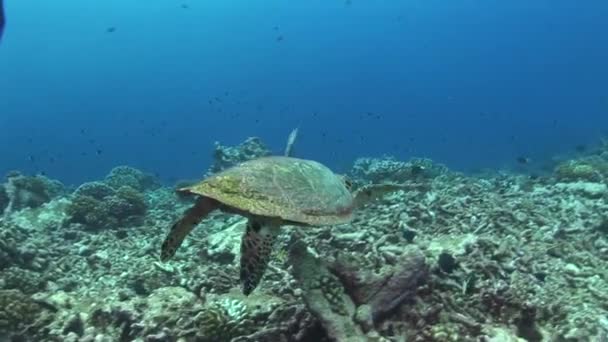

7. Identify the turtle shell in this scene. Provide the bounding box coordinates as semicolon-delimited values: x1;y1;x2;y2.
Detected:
180;156;354;225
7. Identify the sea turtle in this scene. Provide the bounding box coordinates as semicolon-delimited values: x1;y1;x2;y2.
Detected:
160;156;403;295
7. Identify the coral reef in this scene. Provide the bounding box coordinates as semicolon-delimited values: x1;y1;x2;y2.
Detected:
1;138;608;341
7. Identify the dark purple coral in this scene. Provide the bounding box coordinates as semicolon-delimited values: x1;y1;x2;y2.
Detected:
329;246;428;322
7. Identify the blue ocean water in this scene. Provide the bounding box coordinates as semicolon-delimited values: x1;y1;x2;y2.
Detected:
0;0;607;185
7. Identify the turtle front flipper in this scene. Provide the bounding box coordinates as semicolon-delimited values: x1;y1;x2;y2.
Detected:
160;197;218;261
240;217;281;295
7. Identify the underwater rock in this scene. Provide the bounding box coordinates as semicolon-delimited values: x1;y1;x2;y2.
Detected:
208;137;271;175
289;238;369;342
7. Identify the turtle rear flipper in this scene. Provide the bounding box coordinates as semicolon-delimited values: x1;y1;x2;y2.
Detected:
240;218;281;295
160;197;218;261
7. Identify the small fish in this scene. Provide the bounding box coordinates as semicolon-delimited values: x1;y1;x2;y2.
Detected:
276;35;283;42
516;156;531;165
0;0;5;42
106;27;116;33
